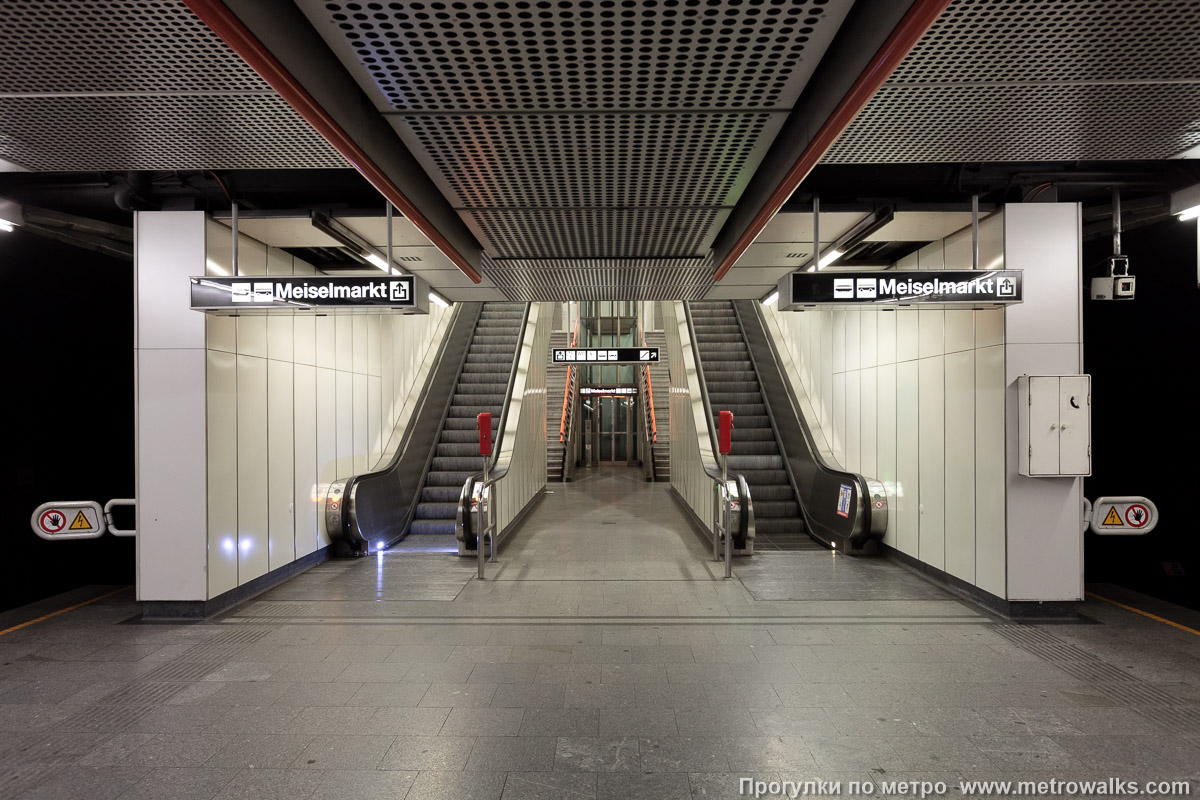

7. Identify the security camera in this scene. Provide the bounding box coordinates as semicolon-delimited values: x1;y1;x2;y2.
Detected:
1090;256;1135;300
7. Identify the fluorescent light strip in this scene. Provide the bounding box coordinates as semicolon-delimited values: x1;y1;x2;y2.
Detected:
0;219;14;233
761;291;779;306
817;248;844;269
1178;205;1200;222
428;292;450;308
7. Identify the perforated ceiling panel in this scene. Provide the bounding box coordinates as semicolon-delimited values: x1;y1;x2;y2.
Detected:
297;0;854;298
0;0;343;170
307;0;843;112
463;208;729;259
0;96;346;171
825;0;1200;163
483;257;714;301
389;112;787;208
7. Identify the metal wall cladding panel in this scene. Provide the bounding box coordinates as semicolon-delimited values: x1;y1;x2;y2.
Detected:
303;0;851;112
483;257;713;301
463;208;729;258
824;83;1200;163
0;95;345;171
0;0;268;93
888;0;1200;85
390;112;787;208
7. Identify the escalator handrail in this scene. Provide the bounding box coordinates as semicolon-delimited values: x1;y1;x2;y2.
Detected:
559;317;579;444
734;300;886;547
454;303;542;546
338;302;479;550
681;302;724;480
490;303;532;480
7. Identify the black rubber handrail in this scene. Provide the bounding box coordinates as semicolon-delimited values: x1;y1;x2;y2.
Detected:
733;299;885;553
338;303;482;553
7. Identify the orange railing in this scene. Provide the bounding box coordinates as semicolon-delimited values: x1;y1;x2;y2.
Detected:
641;329;658;445
558;317;579;443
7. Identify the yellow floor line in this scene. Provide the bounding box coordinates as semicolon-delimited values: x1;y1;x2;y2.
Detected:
0;586;131;637
1086;590;1200;636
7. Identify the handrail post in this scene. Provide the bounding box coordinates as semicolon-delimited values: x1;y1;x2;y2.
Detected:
722;453;732;578
478;460;488;580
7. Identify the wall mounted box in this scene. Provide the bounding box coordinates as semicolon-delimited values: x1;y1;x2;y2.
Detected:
1017;375;1091;477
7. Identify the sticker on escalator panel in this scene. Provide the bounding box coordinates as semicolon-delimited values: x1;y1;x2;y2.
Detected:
1101;507;1124;527
836;484;852;518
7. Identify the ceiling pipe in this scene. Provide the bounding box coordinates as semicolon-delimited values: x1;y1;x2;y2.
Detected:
714;0;952;281
181;0;483;284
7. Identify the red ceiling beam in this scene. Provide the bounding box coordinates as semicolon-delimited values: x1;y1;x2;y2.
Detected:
182;0;483;284
714;0;952;281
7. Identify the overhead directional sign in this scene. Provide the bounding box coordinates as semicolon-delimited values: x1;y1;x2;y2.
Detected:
31;501;106;540
190;275;423;312
781;270;1023;310
1090;496;1159;535
554;347;659;364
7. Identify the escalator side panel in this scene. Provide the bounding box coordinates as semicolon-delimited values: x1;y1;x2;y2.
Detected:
733;300;882;553
344;303;483;553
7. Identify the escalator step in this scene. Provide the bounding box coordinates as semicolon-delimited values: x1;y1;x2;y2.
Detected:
421;486;462;502
727;455;783;470
408;519;457;536
432;456;488;471
425;470;475;486
754;501;801;518
414;502;458;520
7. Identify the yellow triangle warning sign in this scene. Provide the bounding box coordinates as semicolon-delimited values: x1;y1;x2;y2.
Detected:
1101;507;1124;527
69;510;92;530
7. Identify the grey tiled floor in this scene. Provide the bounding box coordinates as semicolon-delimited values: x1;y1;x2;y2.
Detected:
2;469;1199;799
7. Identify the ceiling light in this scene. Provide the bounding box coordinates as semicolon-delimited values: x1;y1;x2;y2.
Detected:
761;291;779;306
817;248;844;269
363;251;389;270
1170;184;1200;221
428;292;450;309
0;219;14;233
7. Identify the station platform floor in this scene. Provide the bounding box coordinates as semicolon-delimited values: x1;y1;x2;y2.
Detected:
1;469;1198;799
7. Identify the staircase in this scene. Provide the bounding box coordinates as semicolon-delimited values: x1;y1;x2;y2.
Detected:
643;330;670;480
688;300;817;551
546;330;570;481
406;302;526;544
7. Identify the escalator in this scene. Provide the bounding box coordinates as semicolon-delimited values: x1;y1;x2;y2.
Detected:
686;300;887;554
689;301;815;550
328;301;527;555
407;303;526;547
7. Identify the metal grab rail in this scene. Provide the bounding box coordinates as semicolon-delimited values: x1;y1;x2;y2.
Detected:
559;317;579;444
639;327;658;445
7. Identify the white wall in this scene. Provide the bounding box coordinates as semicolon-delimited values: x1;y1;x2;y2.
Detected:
135;212;209;602
494;303;551;539
762;211;1008;598
202;219;450;598
135;211;449;603
1002;204;1084;601
764;205;1085;604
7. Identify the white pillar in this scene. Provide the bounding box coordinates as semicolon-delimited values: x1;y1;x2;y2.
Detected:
1003;203;1085;603
134;211;210;604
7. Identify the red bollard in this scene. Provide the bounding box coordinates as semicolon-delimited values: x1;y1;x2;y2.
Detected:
477;412;492;456
718;410;734;455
